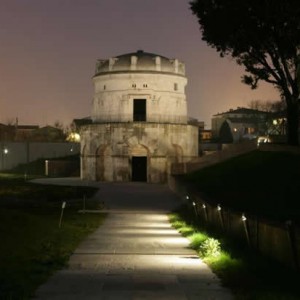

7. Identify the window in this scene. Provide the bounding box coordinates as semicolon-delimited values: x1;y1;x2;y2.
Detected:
143;84;148;88
174;83;178;91
132;83;136;88
103;85;106;90
133;99;146;121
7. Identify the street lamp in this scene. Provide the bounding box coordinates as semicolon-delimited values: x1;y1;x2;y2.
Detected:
1;147;8;170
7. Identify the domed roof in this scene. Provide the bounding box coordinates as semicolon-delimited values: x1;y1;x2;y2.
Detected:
94;50;185;76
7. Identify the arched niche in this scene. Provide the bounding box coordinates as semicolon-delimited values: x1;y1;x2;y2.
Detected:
96;145;113;181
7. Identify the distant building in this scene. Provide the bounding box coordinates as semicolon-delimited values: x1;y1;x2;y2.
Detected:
211;107;269;143
29;126;66;142
0;122;67;143
0;123;15;141
79;50;198;183
200;129;212;141
0;122;39;142
14;125;40;141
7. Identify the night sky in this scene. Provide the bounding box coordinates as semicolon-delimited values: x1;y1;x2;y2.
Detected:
0;0;279;129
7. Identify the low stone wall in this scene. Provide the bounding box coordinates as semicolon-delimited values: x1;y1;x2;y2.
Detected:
258;143;300;154
45;160;80;177
171;141;257;175
168;176;300;270
0;141;80;171
172;142;300;175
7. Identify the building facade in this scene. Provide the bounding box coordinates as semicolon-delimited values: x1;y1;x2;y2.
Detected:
211;107;268;143
80;50;198;183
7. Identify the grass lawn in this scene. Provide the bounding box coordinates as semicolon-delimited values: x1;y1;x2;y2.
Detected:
184;150;300;222
0;174;106;300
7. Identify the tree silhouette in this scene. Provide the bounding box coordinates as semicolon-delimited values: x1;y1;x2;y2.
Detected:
190;0;300;145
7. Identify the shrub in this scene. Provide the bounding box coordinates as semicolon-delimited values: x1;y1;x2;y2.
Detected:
199;237;221;258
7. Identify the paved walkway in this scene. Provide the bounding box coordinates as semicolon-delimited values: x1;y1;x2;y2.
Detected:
32;178;233;300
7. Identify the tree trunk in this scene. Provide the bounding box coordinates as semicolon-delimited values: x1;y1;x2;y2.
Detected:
286;98;299;146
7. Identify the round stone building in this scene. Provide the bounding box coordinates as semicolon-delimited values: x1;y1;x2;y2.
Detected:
80;50;198;183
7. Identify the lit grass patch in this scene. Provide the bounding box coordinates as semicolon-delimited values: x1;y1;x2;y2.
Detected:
188;232;209;250
178;225;195;237
171;220;187;230
203;251;244;282
168;213;181;223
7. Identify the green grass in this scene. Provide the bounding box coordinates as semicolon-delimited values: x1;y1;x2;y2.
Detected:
0;174;105;299
188;232;209;250
169;206;300;300
184;150;300;222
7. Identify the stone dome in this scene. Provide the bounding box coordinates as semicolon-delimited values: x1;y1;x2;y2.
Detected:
94;50;185;76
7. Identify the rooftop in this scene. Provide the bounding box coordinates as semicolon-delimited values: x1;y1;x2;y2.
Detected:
94;50;185;76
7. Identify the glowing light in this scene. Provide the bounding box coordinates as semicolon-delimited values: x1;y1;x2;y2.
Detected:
217;204;221;211
67;132;80;142
192;201;196;206
186;195;189;200
242;214;247;222
202;204;206;209
3;148;8;154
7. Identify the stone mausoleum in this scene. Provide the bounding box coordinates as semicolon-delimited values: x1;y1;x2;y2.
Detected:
80;50;198;183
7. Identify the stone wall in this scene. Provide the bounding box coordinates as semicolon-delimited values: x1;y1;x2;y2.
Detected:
45;160;80;177
92;72;188;124
80;122;198;183
0;141;80;171
171;141;257;175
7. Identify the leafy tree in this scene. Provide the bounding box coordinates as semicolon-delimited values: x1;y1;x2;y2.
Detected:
248;99;286;113
190;0;300;145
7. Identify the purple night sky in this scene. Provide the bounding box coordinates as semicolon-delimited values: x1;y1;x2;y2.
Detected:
0;0;279;129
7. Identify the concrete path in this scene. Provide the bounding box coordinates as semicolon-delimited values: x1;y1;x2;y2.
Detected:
32;178;233;300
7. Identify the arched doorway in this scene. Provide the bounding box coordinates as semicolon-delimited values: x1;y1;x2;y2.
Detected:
130;144;148;182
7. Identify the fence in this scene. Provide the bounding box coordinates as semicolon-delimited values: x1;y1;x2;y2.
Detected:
168;175;300;270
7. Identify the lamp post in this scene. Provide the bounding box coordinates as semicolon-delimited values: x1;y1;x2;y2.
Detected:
1;146;8;171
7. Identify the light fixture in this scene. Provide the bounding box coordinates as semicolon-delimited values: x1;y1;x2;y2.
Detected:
186;195;189;200
202;204;206;209
217;204;221;211
242;213;247;222
192;201;196;206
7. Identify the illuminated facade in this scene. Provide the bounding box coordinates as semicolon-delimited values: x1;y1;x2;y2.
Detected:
80;50;198;182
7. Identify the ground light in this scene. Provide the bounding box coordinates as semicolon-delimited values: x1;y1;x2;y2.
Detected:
241;213;250;246
217;204;224;230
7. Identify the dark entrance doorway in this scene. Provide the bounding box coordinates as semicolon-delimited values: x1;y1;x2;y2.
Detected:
132;156;147;182
133;99;146;121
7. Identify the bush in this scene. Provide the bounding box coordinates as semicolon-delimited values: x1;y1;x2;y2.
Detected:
199;237;221;257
